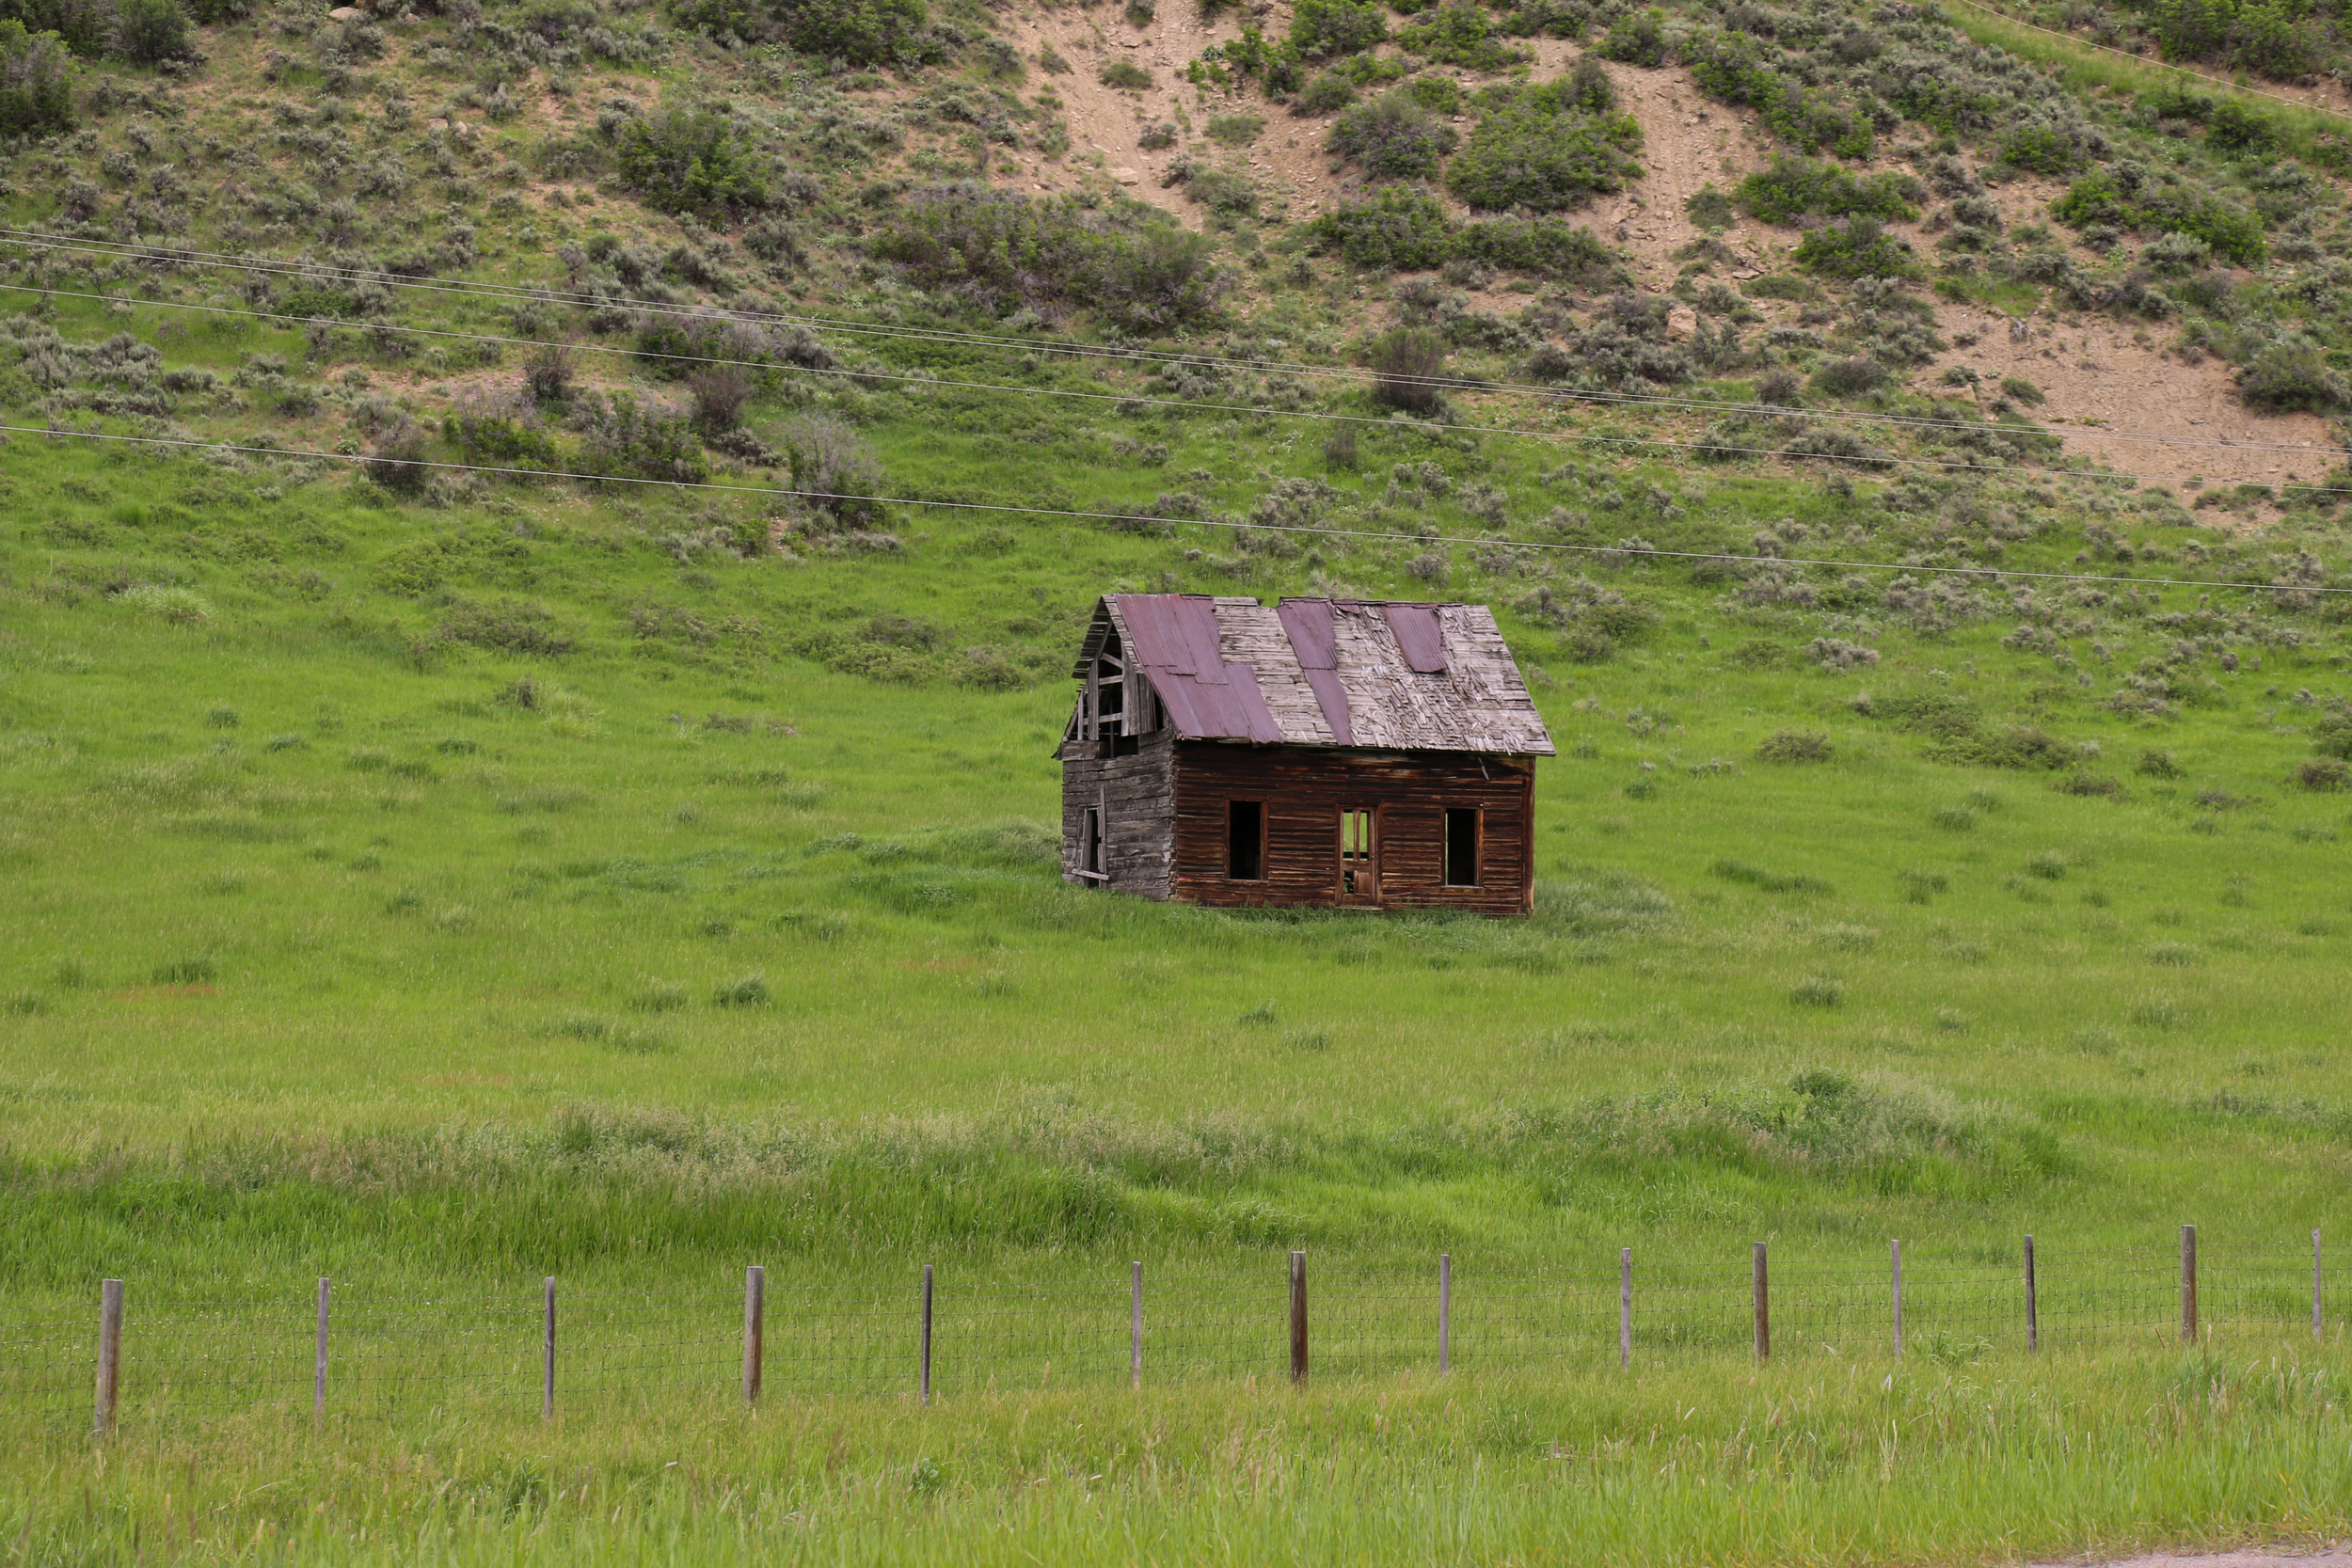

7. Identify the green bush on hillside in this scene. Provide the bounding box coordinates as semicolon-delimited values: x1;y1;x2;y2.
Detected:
112;0;187;63
1792;217;1920;279
1303;185;1454;270
772;0;930;66
1289;0;1386;58
2053;169;2265;266
1593;5;1665;65
1997;123;2085;175
613;109;769;216
2141;0;2324;77
1445;72;1642;212
571;392;708;485
1736;156;1921;225
0;0;107;55
1396;2;1526;71
0;19;72;135
1684;28;1873;157
1305;186;1623;283
1453;216;1618;284
873;188;1226;330
1325;92;1456;180
2236;344;2352;413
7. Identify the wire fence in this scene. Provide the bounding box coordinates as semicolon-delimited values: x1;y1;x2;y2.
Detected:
12;1228;2346;1433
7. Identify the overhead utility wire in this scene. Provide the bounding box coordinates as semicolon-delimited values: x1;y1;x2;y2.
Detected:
2;226;2341;463
10;277;2336;499
7;420;2340;597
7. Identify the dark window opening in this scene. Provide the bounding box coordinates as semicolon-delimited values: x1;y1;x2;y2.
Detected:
1442;808;1481;887
1081;807;1104;879
1228;800;1264;880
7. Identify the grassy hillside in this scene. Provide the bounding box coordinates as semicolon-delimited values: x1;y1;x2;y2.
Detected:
9;0;2352;1558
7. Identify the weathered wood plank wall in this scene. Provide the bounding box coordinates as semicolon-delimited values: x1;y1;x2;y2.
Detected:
1168;743;1534;915
1058;730;1178;898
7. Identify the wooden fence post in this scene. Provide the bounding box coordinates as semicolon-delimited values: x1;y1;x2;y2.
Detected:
313;1277;330;1420
920;1264;934;1407
1438;1254;1451;1375
1130;1261;1143;1390
742;1265;764;1407
1891;1241;1903;1360
2181;1224;2197;1344
1752;1243;1769;1363
1619;1248;1631;1370
93;1278;122;1437
2316;1230;2325;1342
2025;1235;2038;1353
542;1277;556;1421
1289;1250;1308;1386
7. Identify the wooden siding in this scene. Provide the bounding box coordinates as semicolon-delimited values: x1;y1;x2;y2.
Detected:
1059;729;1178;898
1168;743;1535;915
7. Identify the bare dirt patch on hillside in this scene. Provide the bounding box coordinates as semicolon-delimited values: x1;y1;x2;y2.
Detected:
984;11;2336;501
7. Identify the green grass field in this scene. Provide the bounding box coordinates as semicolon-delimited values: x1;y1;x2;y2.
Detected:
8;303;2352;1557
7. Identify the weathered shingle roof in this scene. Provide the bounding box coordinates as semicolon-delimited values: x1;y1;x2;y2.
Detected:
1082;594;1554;756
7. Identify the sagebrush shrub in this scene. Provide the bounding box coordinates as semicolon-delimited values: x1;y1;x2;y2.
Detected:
780;414;887;529
2296;756;2352;791
1446;75;1642;212
687;365;755;431
1294;72;1357;115
1366;325;1448;412
1327;92;1455;180
1756;729;1832;763
875;189;1225;330
571;392;707;485
2237;346;2350;414
522;343;579;404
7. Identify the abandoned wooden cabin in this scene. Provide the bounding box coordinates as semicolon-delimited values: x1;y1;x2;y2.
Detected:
1057;594;1555;913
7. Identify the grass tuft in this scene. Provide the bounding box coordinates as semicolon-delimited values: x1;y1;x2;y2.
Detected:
713;974;771;1006
1789;975;1845;1007
628;979;691;1013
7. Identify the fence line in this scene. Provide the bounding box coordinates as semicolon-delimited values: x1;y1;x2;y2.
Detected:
8;1229;2342;1435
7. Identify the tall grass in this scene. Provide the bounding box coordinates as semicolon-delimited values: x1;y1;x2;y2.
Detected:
6;1347;2351;1564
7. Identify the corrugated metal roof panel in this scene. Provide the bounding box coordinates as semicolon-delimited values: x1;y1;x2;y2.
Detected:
1383;602;1448;673
1276;597;1353;746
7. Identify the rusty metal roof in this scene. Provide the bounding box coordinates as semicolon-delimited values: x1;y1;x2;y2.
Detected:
1087;594;1554;756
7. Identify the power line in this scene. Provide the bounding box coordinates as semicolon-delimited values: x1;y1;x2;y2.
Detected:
8;273;2349;506
8;420;2339;596
3;225;2341;463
